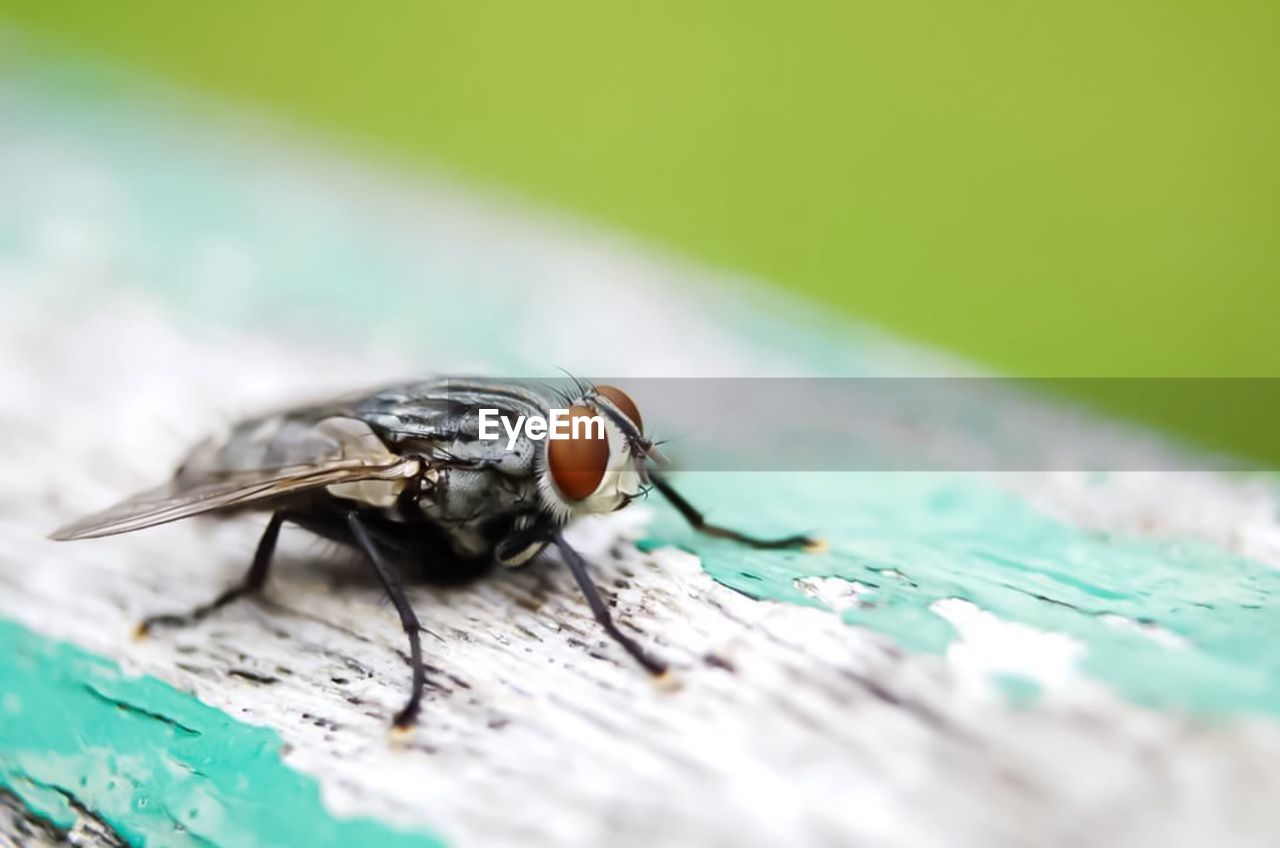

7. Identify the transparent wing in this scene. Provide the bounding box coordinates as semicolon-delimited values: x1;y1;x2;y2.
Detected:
50;416;420;541
50;457;419;541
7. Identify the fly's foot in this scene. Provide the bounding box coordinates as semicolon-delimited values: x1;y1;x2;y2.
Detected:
133;582;262;640
133;613;187;640
389;721;417;744
747;533;826;552
652;668;683;693
390;702;422;737
622;639;669;678
704;530;821;551
758;533;819;550
135;611;200;638
803;537;829;554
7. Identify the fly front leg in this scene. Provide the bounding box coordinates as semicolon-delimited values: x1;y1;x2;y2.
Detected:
551;530;668;677
648;470;824;551
137;511;288;638
346;512;428;729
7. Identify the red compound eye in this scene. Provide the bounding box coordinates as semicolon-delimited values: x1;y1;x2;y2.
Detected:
595;385;643;434
548;404;609;501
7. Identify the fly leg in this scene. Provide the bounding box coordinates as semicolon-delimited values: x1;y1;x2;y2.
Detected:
648;470;823;551
346;512;427;729
552;530;668;677
137;511;288;637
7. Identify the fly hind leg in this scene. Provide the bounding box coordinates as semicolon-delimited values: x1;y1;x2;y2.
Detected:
136;512;287;638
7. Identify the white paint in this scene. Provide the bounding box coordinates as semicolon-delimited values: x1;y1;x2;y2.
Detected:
794;575;877;611
932;598;1086;697
1100;613;1189;650
1001;471;1280;571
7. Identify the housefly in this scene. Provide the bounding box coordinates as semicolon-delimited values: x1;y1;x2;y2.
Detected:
52;378;817;727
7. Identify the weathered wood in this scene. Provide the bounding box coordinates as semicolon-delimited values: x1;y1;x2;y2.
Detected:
0;790;63;848
4;74;1280;846
0;788;122;848
8;479;1280;847
4;284;1280;845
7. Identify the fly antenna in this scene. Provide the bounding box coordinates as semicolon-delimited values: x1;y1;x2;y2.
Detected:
554;367;588;398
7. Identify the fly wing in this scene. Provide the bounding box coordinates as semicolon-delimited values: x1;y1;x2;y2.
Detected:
50;417;420;541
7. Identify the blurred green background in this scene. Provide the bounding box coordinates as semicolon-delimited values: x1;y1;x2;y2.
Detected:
2;2;1277;457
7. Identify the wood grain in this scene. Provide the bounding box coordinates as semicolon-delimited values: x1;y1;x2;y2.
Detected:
3;82;1280;845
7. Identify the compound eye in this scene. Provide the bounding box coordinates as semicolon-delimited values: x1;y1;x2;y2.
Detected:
595;385;643;434
548;404;609;501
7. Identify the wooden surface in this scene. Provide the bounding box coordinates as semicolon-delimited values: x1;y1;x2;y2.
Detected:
7;498;1280;847
4;288;1280;848
4;68;1280;847
0;790;123;848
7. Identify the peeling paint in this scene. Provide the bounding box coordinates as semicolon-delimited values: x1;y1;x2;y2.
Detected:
648;472;1280;717
0;620;443;847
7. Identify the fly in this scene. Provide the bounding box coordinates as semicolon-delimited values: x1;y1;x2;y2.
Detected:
51;378;818;728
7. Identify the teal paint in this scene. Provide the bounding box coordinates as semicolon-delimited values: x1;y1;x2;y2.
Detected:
646;473;1280;717
993;675;1043;708
0;620;445;847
